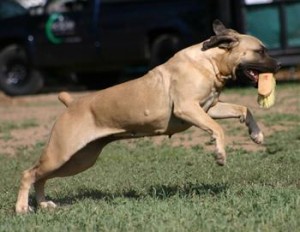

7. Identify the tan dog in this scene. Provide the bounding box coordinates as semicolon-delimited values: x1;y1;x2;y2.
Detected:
15;20;279;213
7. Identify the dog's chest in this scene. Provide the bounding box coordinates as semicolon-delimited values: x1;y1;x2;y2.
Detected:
201;88;220;111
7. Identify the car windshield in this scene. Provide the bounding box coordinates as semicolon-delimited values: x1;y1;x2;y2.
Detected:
0;0;27;19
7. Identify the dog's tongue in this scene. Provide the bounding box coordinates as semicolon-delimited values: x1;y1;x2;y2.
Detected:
258;73;274;96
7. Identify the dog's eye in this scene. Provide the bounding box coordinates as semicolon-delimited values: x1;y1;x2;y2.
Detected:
256;49;265;55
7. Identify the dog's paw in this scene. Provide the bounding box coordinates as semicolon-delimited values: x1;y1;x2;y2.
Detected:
40;201;57;209
239;115;246;123
251;131;264;144
215;151;226;166
15;204;33;214
215;157;226;166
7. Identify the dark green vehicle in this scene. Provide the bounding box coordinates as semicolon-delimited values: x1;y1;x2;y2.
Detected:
0;0;299;95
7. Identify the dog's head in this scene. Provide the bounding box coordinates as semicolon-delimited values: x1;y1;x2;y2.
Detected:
202;20;280;86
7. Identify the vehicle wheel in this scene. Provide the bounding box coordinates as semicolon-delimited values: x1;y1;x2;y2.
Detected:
0;45;44;96
150;34;181;68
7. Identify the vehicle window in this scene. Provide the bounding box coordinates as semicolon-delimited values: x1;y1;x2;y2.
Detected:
244;0;300;49
0;0;27;19
286;2;300;47
46;0;88;13
244;5;280;49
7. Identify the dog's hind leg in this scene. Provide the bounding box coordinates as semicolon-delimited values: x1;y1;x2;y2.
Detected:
34;138;111;210
15;110;121;214
16;131;113;213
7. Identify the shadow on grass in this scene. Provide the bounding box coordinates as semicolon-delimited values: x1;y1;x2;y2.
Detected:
51;182;228;206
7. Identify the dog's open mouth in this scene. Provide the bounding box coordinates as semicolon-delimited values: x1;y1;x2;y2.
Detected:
245;69;260;83
236;64;275;87
236;60;279;87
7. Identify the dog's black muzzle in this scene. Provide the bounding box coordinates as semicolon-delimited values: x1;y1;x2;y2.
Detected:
235;58;281;87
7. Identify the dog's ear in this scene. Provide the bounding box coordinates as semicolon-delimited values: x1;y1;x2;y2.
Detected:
213;19;227;35
202;19;239;51
212;19;238;36
201;35;238;51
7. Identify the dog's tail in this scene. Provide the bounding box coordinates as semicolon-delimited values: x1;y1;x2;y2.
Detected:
58;92;74;107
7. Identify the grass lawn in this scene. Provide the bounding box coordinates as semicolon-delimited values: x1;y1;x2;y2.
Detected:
0;84;299;231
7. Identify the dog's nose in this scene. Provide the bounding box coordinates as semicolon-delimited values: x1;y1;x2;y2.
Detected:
275;62;281;72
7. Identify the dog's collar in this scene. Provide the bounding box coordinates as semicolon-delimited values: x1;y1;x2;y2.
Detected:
206;56;229;84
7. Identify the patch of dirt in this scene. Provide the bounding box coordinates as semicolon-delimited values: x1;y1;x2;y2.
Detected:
0;84;299;157
0;92;88;156
0;92;16;105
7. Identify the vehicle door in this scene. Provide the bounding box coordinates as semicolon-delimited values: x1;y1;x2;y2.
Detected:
96;0;150;67
30;0;99;68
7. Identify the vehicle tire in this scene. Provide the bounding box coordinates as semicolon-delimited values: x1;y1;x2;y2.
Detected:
0;45;44;96
150;34;181;68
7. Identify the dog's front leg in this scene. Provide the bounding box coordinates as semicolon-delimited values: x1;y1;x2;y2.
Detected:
173;101;226;165
207;102;264;144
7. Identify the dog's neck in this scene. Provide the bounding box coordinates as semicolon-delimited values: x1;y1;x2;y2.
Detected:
201;48;232;87
203;48;233;74
178;44;231;89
